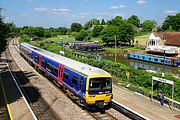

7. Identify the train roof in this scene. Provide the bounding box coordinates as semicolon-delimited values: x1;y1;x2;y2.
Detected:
20;43;111;77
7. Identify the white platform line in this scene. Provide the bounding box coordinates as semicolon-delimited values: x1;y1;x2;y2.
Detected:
112;99;150;120
6;63;37;120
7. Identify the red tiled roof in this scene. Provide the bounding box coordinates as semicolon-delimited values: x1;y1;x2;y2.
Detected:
154;32;180;46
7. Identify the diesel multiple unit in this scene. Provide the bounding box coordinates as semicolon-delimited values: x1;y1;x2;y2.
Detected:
19;43;113;110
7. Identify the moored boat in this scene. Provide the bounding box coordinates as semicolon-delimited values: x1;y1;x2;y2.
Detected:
129;52;180;67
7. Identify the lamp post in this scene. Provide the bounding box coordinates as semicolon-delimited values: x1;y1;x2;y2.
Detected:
161;50;166;106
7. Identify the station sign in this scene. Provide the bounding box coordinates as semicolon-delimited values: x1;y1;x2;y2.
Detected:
152;76;174;85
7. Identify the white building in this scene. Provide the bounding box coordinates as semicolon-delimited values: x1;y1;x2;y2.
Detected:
146;32;180;57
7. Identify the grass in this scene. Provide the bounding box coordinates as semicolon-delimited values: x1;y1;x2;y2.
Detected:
44;35;75;43
134;33;150;46
44;35;103;43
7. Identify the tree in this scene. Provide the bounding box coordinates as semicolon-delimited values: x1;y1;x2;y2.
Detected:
101;26;119;45
102;16;135;46
127;15;140;28
84;19;100;30
57;27;68;35
107;16;124;26
101;19;106;25
162;13;180;31
141;20;154;32
75;30;91;41
119;23;135;45
92;25;104;37
34;27;45;37
71;23;83;32
6;23;19;37
168;25;173;32
44;30;51;38
0;8;8;53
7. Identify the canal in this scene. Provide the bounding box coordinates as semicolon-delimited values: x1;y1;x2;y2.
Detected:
72;50;180;76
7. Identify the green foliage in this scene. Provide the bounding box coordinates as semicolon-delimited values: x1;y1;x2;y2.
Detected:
102;19;135;46
101;25;119;44
141;20;154;32
84;19;100;30
20;26;45;37
107;16;123;26
6;23;20;37
20;34;30;42
70;23;83;32
0;9;8;53
101;19;106;25
127;15;140;28
162;13;180;31
44;30;51;38
167;25;173;32
75;30;91;41
92;25;104;37
70;32;78;37
56;27;68;35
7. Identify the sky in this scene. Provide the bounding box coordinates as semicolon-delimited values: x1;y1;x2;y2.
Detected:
1;0;180;28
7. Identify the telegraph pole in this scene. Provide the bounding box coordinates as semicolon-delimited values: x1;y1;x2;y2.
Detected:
161;50;166;106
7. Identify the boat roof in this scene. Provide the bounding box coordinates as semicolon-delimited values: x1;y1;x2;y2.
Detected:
21;43;110;77
130;52;179;59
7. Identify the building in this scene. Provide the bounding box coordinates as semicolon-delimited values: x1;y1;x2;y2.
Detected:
146;32;180;57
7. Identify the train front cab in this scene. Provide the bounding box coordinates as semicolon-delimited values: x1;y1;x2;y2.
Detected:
85;75;113;110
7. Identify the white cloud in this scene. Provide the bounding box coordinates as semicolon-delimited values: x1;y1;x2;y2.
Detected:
163;10;178;15
110;5;127;10
137;0;147;5
52;8;70;12
51;8;71;17
71;12;91;20
34;6;49;13
97;12;124;18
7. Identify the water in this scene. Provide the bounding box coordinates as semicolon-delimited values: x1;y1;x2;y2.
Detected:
102;51;180;76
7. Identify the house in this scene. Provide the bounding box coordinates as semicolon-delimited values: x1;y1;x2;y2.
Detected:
146;32;180;57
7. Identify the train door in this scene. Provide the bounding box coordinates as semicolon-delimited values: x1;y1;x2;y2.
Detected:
58;64;64;83
79;76;86;98
38;54;42;67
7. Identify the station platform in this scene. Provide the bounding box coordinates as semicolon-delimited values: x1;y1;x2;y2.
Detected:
113;85;180;120
0;52;35;120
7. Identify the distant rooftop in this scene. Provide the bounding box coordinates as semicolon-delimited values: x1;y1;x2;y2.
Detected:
154;32;180;46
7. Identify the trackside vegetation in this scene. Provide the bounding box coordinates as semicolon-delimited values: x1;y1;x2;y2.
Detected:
20;39;180;104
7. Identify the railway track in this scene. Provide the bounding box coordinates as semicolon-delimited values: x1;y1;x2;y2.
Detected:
7;38;61;120
88;111;118;120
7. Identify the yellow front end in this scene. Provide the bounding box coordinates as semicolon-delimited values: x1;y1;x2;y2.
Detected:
85;75;113;106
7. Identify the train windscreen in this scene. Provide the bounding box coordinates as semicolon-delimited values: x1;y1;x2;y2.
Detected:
89;77;112;92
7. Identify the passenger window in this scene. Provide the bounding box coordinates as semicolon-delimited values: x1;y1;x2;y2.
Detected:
47;63;51;69
42;60;45;66
53;67;58;73
34;56;38;61
72;75;78;86
80;77;83;90
64;72;68;80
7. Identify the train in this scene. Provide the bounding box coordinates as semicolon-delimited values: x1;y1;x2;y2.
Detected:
19;43;113;110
